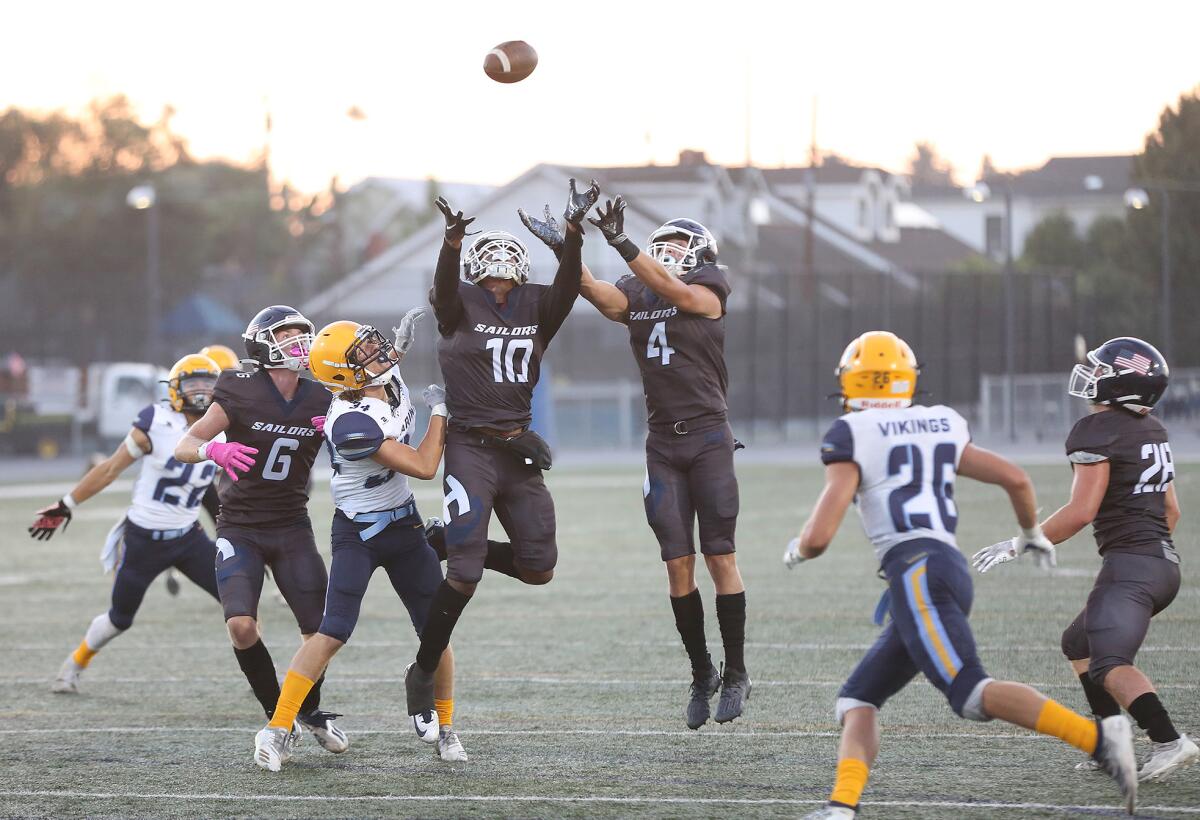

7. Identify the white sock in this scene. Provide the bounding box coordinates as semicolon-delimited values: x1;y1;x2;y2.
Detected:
84;613;124;651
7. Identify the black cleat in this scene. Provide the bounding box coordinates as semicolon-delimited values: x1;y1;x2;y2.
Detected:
165;569;181;597
686;665;721;730
714;665;751;724
424;517;447;561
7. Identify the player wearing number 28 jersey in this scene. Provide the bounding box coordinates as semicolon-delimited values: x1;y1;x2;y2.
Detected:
786;331;1139;819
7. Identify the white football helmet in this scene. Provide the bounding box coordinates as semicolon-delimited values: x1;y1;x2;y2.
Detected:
462;232;531;284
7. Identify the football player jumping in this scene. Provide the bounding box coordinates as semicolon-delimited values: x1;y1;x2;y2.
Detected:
520;198;749;728
402;179;597;737
175;305;347;756
786;331;1139;818
32;354;225;693
975;336;1197;782
252;319;463;770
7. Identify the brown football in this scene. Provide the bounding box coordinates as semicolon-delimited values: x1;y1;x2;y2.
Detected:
483;40;538;84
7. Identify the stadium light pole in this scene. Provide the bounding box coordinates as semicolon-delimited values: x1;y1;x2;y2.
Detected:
126;184;160;364
965;181;1016;441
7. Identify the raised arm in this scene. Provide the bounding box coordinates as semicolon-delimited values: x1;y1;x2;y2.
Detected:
539;178;599;335
430;198;477;333
369;386;448;480
589;197;721;319
520;201;626;323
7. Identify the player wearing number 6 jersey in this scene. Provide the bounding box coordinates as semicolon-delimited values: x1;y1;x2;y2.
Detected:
975;336;1197;783
401;179;596;732
785;331;1139;819
34;354;225;694
519;198;748;729
175;305;347;756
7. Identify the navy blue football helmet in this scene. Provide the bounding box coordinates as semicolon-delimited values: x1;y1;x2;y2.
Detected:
1069;336;1169;415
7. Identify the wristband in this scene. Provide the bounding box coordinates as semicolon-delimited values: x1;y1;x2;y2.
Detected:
62;493;79;510
613;236;639;263
431;404;448;418
197;441;209;461
1020;524;1045;542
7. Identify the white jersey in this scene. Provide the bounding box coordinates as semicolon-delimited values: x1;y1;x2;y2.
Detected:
326;373;417;516
820;404;971;561
127;404;224;530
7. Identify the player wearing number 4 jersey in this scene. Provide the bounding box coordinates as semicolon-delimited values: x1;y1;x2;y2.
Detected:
785;331;1139;818
975;336;1197;783
34;354;225;694
519;198;747;729
175;305;347;757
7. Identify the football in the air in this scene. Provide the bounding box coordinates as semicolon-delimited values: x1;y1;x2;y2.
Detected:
483;40;538;83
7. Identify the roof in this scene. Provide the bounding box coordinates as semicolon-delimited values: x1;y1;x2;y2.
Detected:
993;154;1133;196
761;163;893;186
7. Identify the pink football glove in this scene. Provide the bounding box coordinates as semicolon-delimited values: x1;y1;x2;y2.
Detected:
312;415;326;435
205;441;258;481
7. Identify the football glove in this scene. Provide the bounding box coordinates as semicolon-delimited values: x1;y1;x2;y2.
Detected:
783;537;807;569
29;499;72;541
202;440;258;482
588;196;629;246
563;178;601;225
422;384;448;418
972;526;1056;573
392;306;428;358
518;204;565;256
434;197;479;243
311;415;326;435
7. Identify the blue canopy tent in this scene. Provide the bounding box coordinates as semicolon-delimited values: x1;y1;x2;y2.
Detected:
158;294;244;339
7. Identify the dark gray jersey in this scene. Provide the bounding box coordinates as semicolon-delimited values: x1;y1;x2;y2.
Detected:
1065;409;1175;555
616;264;732;431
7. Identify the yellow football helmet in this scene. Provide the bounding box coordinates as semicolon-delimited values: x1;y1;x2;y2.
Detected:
837;331;919;411
166;354;220;415
308;321;400;394
198;344;239;371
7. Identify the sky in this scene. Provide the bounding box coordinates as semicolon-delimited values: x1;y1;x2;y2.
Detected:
5;0;1198;193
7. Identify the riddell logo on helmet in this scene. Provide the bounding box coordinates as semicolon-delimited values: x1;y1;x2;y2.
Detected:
250;422;317;436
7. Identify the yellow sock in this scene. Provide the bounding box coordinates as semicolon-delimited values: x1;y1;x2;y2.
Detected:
268;670;315;730
1035;699;1098;755
829;757;870;808
435;698;454;729
72;639;97;668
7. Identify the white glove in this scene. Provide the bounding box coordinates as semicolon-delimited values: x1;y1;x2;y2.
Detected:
783;537;806;569
422;384;447;417
392;307;428;358
972;526;1056;574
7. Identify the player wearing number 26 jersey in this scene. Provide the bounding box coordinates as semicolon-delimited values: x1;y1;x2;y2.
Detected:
521;199;749;729
787;331;1139;819
32;354;225;695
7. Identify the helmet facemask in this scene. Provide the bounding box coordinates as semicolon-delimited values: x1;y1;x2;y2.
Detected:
346;325;401;390
255;319;314;371
174;373;217;414
464;232;531;284
1068;352;1113;402
646;221;717;276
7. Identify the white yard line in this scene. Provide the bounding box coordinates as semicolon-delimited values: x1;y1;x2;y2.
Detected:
0;727;1057;739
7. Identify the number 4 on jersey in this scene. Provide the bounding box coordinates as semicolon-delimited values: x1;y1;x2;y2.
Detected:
647;321;674;365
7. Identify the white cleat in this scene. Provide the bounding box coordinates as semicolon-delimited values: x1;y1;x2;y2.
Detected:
1095;715;1138;814
802;806;856;819
299;710;349;754
51;656;83;694
1139;733;1199;782
1075;758;1101;771
436;727;468;762
404;662;439;743
254;726;291;772
282;720;302;763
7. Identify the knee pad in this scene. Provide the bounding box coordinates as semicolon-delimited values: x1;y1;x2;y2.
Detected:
1060;622;1088;661
318;617;353;644
1088;657;1126;686
835;697;879;725
949;666;994;721
105;608;134;632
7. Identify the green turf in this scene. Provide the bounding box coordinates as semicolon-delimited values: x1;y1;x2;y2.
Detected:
0;463;1197;818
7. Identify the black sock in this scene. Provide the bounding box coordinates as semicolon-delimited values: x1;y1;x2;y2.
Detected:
1078;673;1121;718
670;588;712;674
233;639;280;718
299;672;325;715
416;581;471;673
484;539;521;579
1128;692;1180;743
716;591;747;673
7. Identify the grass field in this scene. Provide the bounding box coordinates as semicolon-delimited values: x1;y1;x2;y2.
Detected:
0;461;1197;818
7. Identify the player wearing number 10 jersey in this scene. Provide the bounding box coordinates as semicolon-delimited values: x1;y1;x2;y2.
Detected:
175;305;347;755
785;331;1138;819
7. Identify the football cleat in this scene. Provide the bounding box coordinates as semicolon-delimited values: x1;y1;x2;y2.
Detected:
1075;758;1101;772
802;806;856;819
282;720;302;763
423;517;447;560
298;710;349;754
686;665;721;730
1094;715;1138;814
51;656;83;694
165;569;181;597
436;726;468;762
714;665;752;724
254;726;291;772
1139;733;1199;782
404;661;438;742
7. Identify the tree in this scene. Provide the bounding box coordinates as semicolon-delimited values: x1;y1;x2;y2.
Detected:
908;141;955;187
1020;211;1085;270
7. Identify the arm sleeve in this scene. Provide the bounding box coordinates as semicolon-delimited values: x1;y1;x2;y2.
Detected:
200;484;220;523
820;419;854;465
431;240;465;334
331;411;387;461
1065;416;1115;464
684;265;732;314
132;405;155;435
538;226;584;341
